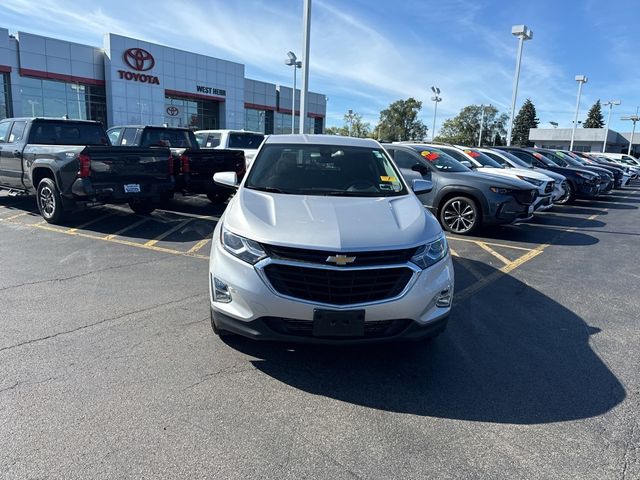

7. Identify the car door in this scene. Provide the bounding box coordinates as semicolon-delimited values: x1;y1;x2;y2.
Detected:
0;119;12;185
2;120;27;188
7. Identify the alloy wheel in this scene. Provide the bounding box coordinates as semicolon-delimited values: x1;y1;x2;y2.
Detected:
443;199;476;233
39;185;55;218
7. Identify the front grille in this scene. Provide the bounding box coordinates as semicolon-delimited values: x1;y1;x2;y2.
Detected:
513;189;537;205
264;317;412;338
262;244;418;266
544;181;554;194
263;264;413;305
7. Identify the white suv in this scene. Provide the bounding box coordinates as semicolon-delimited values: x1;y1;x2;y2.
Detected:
195;129;264;167
208;135;454;343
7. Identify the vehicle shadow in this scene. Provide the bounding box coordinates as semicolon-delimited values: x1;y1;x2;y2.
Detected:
551;206;608;216
573;199;637;210
527;213;606;229
477;223;599;246
222;258;625;424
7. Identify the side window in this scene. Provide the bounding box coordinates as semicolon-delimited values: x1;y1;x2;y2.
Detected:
0;121;10;143
484;151;507;166
121;128;137;146
512;151;533;166
8;121;27;143
394;150;420;169
107;128;123;145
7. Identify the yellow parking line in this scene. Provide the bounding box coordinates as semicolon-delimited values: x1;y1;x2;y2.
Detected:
476;242;511;265
446;236;534;251
144;219;192;246
2;212;29;221
187;238;211;254
66;213;115;233
104;217;150;240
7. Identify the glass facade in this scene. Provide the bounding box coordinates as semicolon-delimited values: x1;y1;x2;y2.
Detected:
19;77;106;124
0;73;11;120
164;95;219;129
245;108;273;134
273;112;320;135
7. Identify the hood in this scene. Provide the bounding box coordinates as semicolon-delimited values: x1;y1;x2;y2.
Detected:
223;189;442;251
476;167;552;182
438;171;534;189
533;168;566;182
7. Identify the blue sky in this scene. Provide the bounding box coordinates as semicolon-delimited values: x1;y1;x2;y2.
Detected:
2;0;639;133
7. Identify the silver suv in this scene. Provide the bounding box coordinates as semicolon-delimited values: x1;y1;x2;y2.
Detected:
208;135;454;343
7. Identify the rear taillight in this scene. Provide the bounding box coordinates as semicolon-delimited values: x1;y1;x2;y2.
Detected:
78;153;91;178
180;154;190;174
236;159;246;181
167;153;174;175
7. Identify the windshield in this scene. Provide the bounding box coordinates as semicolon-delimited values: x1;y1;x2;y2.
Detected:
463;149;504;168
552;151;583;167
29;122;108;146
530;151;555;167
485;149;531;169
229;133;264;149
245;144;407;197
411;146;470;172
541;151;570;167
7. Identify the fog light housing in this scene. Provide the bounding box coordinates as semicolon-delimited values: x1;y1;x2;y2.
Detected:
211;275;232;303
436;286;452;307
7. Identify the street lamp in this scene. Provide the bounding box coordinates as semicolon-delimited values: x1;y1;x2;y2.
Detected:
345;109;355;137
569;75;588;151
478;104;490;146
285;51;302;134
622;109;639;155
430;86;441;141
602;99;621;152
506;24;533;146
549;121;558;128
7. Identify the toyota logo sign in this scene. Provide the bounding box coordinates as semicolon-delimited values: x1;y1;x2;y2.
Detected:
123;48;155;71
166;106;179;116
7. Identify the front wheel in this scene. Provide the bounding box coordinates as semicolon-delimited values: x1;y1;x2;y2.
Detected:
439;196;479;235
128;199;156;215
555;182;574;205
37;178;66;224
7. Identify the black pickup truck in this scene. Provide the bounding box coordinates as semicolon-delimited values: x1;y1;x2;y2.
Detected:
106;125;245;203
0;118;174;223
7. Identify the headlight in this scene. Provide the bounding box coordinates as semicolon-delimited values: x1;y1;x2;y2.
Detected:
221;225;267;264
575;171;596;180
516;175;543;186
490;186;514;194
411;235;448;269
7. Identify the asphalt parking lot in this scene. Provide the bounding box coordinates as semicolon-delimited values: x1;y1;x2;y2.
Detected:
1;186;639;479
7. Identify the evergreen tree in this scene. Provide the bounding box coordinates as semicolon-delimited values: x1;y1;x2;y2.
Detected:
583;100;605;128
511;99;539;146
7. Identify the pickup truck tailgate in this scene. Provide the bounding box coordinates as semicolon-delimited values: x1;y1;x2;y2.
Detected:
86;146;171;182
182;148;245;177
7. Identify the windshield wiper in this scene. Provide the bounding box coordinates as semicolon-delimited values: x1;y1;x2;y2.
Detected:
246;185;290;194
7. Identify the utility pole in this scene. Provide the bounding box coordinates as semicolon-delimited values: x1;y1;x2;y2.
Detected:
478;104;486;147
299;0;312;134
622;107;640;156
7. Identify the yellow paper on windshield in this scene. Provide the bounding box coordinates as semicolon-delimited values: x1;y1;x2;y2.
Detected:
380;176;396;182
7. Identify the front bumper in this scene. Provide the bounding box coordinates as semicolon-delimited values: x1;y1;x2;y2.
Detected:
209;238;454;343
575;181;600;198
533;193;553;211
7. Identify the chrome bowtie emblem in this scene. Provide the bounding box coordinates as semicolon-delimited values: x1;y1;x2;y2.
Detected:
326;254;356;266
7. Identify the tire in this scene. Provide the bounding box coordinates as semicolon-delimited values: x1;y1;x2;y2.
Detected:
206;191;231;204
128;199;156;215
555;182;574;205
36;177;66;224
210;308;234;337
439;196;480;235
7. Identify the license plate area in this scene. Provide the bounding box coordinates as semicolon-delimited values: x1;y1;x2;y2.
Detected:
124;183;141;193
313;309;365;337
528;204;534;214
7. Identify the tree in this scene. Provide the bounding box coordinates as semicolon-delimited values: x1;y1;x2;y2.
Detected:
375;98;428;142
583;100;605;128
435;105;508;146
325;111;371;138
511;99;539;146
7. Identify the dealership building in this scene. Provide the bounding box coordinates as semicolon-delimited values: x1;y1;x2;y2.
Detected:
0;27;326;134
529;128;639;156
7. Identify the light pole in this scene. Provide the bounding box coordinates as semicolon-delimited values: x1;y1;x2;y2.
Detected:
622;107;639;155
430;86;441;141
506;25;533;146
299;0;312;134
346;109;355;137
478;104;488;146
569;75;588;151
285;51;302;134
549;121;558;128
602;99;621;152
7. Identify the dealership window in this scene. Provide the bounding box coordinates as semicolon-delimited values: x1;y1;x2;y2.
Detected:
18;77;107;125
245;108;273;134
0;73;11;120
165;95;219;130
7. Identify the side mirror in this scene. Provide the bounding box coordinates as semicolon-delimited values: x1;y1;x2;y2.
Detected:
412;179;433;195
411;163;429;175
460;160;473;169
213;171;239;189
